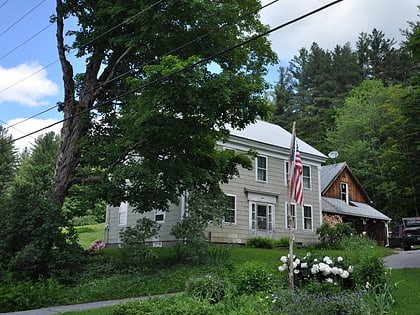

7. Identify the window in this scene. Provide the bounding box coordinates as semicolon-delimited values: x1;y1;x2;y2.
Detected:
224;195;236;224
341;182;349;203
303;165;311;189
251;203;274;231
285;203;297;229
285;162;311;190
256;156;267;182
118;202;128;226
303;205;312;230
154;210;165;223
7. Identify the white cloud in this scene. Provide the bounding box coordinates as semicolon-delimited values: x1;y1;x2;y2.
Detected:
6;118;62;152
260;0;418;62
0;63;59;106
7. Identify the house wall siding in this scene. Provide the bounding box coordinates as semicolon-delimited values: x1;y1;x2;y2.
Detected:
323;168;368;203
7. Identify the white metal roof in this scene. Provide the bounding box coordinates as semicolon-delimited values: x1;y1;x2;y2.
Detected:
228;120;327;158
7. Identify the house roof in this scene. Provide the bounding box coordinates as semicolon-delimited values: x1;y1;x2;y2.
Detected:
321;162;347;193
322;197;391;222
228;120;327;159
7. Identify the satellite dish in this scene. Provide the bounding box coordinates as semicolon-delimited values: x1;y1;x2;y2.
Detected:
328;151;339;159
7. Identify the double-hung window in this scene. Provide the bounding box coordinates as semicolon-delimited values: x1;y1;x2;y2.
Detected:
224;195;236;224
256;156;267;182
303;205;313;230
118;202;128;226
302;165;311;189
341;183;349;203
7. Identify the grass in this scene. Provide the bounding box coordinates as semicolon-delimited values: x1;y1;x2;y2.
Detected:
389;268;420;314
75;223;105;249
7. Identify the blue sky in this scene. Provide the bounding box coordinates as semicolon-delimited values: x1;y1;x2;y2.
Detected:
0;0;418;151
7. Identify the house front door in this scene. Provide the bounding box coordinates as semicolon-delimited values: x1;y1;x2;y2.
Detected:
250;202;274;238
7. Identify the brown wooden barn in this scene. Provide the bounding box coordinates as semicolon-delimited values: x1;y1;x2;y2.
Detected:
321;162;390;246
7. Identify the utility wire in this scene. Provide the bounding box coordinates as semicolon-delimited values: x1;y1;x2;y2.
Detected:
0;0;47;37
0;0;8;9
3;0;278;129
10;0;344;144
0;23;53;61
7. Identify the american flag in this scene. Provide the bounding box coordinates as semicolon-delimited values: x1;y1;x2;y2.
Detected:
289;136;304;206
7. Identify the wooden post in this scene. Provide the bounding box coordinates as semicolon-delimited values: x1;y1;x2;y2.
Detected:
287;122;296;290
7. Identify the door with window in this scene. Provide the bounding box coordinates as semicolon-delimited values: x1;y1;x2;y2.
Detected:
250;202;274;237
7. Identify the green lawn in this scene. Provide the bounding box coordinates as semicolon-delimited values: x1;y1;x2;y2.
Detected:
75;223;105;249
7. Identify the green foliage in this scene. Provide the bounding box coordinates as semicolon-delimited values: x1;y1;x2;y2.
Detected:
272;289;364;315
171;190;229;264
234;262;274;295
206;246;231;266
119;218;160;267
0;132;84;283
112;295;211;315
316;222;355;248
0;278;68;312
360;279;397;315
246;237;276;249
352;256;387;288
0;125;18;194
186;274;234;304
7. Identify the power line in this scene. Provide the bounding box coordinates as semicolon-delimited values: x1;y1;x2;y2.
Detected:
0;0;47;37
3;0;279;130
10;0;344;144
0;23;53;61
0;0;8;9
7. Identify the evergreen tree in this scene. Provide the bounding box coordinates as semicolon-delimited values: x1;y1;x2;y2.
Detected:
0;132;83;282
0;126;18;194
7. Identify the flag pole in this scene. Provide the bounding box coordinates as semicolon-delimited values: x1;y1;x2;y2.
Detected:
287;122;296;290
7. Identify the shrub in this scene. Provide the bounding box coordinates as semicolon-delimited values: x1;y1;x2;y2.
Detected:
234;262;274;295
352;255;387;288
112;295;211;315
272;288;363;315
246;237;276;249
119;218;160;267
316;222;355;248
277;236;289;247
278;252;354;291
0;278;68;312
186;273;233;304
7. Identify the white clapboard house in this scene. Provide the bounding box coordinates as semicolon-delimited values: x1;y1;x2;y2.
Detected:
104;120;327;247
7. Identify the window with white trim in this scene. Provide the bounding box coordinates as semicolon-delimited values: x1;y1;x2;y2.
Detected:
224;195;236;224
118;202;128;226
256;156;267;182
154;209;165;223
303;165;311;189
285;162;311;190
303;205;313;230
285;203;297;229
341;182;349;203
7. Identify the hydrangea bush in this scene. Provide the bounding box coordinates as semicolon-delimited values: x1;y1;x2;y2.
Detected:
278;252;354;290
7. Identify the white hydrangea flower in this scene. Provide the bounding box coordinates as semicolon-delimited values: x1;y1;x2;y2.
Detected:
325;278;333;283
294;269;300;274
295;258;301;265
280;256;287;263
311;264;319;274
301;262;308;268
323;256;333;265
337;256;343;262
348;265;354;273
278;264;288;272
341;270;349;279
331;267;339;275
